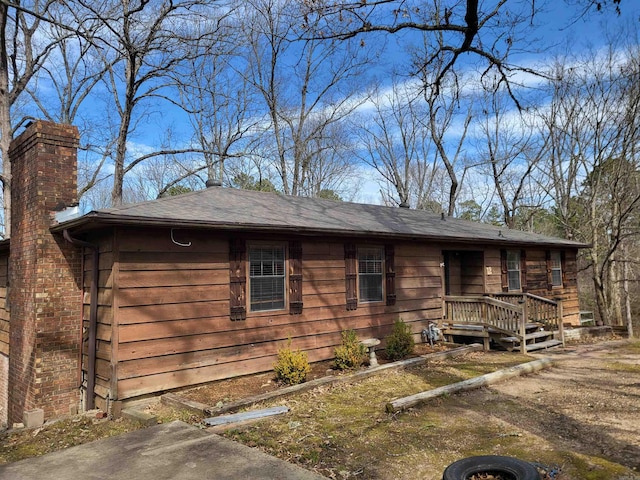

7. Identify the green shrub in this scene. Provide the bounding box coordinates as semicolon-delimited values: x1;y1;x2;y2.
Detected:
273;340;311;385
385;319;415;361
334;329;367;370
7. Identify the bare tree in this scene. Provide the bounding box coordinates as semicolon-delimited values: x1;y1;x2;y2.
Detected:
356;79;437;208
23;7;117;202
72;0;226;206
538;42;640;326
474;87;546;229
241;0;370;196
0;0;75;236
299;0;543;106
173;9;260;188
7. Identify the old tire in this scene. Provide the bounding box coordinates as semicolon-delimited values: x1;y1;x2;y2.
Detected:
442;455;539;480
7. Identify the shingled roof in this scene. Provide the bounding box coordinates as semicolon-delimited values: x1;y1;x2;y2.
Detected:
55;187;587;248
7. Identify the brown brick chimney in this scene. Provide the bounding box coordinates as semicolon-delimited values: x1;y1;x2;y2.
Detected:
8;121;82;423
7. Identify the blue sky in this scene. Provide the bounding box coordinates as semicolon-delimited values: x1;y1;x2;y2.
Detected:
65;0;640;210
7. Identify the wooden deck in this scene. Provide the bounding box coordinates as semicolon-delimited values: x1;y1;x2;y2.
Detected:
442;294;565;353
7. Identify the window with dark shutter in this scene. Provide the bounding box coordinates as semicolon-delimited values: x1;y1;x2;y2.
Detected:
385;244;396;306
506;250;522;291
249;245;285;312
547;250;562;287
229;238;246;321
289;241;303;314
345;243;357;310
358;247;384;302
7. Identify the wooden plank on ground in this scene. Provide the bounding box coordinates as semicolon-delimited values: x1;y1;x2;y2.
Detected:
386;357;554;413
203;406;290;427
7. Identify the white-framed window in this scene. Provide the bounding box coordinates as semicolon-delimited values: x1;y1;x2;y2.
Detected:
550;251;562;286
358;247;384;302
507;250;521;291
249;244;285;312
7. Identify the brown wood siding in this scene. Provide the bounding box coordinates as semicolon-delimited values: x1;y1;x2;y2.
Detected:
525;249;580;324
484;249;503;294
0;252;8;356
82;233;115;404
478;247;580;323
107;229;583;400
112;231;446;400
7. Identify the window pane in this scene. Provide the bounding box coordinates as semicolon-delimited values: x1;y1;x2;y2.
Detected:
508;271;521;291
251;277;285;311
506;251;521;291
358;247;383;302
249;246;285;312
507;251;520;271
359;274;383;302
550;251;562;286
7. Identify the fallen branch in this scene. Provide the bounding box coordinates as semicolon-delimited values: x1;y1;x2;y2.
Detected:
385;357;554;413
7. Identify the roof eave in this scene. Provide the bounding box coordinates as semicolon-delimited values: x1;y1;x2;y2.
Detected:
50;212;589;249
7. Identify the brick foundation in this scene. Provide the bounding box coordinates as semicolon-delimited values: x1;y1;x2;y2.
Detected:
8;121;82;424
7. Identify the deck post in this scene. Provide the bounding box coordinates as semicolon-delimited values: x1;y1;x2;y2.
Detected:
519;298;528;354
555;296;565;347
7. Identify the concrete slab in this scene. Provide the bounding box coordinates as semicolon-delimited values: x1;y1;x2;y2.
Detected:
0;420;327;480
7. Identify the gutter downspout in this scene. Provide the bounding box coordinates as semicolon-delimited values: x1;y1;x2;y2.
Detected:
63;229;98;410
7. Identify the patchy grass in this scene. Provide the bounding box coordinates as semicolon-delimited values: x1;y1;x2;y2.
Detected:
618;340;640;355
604;361;640;374
223;350;638;480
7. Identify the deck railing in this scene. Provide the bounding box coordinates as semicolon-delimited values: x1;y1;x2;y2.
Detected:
487;293;562;332
443;293;564;353
444;295;523;335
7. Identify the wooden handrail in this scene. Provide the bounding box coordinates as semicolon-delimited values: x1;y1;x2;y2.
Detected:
444;293;564;349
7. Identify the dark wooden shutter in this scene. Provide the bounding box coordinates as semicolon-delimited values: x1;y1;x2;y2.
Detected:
345;243;357;311
229;238;246;321
289;241;303;314
385;244;396;306
500;249;508;292
520;249;527;292
545;250;553;290
560;250;567;287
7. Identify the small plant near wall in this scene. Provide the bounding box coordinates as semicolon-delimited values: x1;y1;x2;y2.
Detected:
334;329;367;370
385;319;415;361
273;339;311;385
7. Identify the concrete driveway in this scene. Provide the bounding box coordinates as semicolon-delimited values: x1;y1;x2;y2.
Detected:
0;420;326;480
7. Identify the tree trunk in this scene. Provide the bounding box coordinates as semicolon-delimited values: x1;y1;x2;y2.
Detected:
0;4;11;237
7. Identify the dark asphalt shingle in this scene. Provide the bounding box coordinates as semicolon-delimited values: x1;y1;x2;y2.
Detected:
62;187;586;248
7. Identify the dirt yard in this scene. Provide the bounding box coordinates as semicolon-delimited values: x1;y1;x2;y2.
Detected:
482;340;640;474
220;339;640;480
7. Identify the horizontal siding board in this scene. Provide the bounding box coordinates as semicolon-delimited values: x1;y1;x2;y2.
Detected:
398;276;442;289
118;284;228;307
118;269;227;288
119;301;227;324
119;251;226;271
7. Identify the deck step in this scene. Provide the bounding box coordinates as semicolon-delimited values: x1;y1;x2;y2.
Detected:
496;330;556;343
513;339;563;352
524;330;555;341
